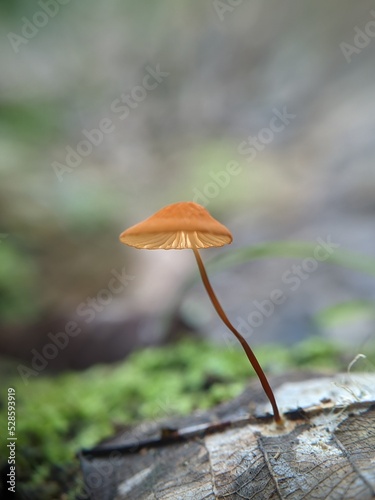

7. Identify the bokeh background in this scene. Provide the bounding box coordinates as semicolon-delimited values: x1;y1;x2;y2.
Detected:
1;0;375;370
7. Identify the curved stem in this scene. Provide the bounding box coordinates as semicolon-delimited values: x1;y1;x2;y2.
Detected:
192;247;282;423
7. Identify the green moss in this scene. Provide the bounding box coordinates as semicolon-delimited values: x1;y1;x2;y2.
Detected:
0;337;374;498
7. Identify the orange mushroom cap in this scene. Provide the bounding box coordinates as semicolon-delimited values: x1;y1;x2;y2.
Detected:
119;201;233;250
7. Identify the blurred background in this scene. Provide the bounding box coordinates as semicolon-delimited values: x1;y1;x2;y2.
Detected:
1;0;375;371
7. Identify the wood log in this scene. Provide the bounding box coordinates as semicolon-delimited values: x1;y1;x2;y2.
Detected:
79;373;375;500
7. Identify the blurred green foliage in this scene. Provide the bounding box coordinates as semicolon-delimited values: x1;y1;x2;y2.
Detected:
0;103;60;144
208;241;375;277
315;300;375;330
0;239;39;322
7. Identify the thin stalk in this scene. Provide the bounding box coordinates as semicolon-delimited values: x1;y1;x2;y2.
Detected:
192;247;282;424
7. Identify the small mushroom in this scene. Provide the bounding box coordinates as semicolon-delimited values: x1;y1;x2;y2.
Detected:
119;201;281;423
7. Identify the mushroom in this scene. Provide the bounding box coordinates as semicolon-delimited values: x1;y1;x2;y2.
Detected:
119;201;282;423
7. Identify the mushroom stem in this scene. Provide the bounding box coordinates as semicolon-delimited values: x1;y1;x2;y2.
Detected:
192;247;282;424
